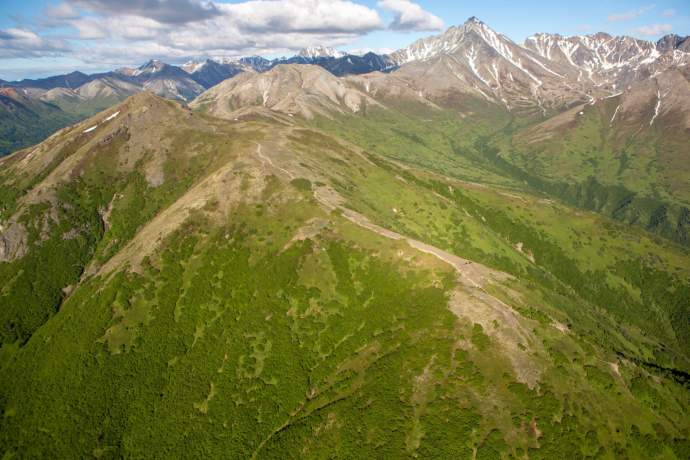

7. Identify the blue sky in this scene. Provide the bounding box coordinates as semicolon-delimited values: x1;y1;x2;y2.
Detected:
1;0;688;80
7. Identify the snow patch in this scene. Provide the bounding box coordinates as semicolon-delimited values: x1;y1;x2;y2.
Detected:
649;90;661;126
83;125;97;133
182;60;206;74
104;111;120;122
610;105;621;124
467;45;490;87
603;92;623;99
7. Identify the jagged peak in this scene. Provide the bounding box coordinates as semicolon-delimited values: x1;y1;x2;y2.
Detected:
525;32;564;41
589;32;613;41
181;59;214;74
524;30;663;54
657;34;690;52
389;16;518;66
297;46;346;59
461;16;502;35
134;59;167;76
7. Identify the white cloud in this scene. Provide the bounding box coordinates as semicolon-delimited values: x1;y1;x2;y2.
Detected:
24;0;385;67
67;0;221;24
661;9;675;18
377;0;443;31
165;0;383;55
632;23;672;36
608;4;655;22
3;0;390;71
224;0;382;34
0;28;71;58
44;2;81;20
70;18;109;39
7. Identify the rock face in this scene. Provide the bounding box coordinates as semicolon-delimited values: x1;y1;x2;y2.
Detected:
0;221;27;262
523;32;689;90
657;34;690;52
181;59;247;88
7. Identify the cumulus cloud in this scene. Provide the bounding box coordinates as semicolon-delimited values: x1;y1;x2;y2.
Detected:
70;15;166;40
632;23;672;36
224;0;382;34
0;28;71;58
3;0;388;72
67;0;221;24
44;2;81;20
607;4;655;22
70;0;379;59
377;0;443;31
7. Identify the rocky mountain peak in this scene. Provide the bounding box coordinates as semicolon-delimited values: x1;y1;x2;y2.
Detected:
181;59;209;74
191;63;377;120
134;59;167;76
297;46;346;59
657;34;690;52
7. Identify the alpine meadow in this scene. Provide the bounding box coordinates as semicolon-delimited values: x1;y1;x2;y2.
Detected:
0;1;689;458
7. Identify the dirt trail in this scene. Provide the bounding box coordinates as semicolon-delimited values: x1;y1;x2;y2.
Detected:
256;143;295;180
314;185;541;387
332;204;503;292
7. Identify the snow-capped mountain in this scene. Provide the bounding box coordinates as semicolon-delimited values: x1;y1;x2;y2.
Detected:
387;17;586;115
523;32;689;89
385;17;689;115
388;17;497;64
181;59;247;88
297;46;346;60
5;18;688;116
131;59;167;77
181;60;207;74
236;56;273;72
115;60;172;78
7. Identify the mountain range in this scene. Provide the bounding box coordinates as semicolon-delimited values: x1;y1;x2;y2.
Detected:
2;19;688;157
1;18;688;157
1;17;689;458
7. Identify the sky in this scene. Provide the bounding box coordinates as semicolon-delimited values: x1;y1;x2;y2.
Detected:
0;0;688;80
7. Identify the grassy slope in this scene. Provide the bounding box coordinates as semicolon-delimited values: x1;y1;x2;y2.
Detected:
289;128;690;367
0;95;261;346
0;95;79;157
313;100;690;247
0;97;688;458
0;92;129;157
504;99;690;246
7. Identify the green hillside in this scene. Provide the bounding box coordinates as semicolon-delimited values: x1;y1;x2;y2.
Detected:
312;97;690;247
0;89;80;157
0;93;688;458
